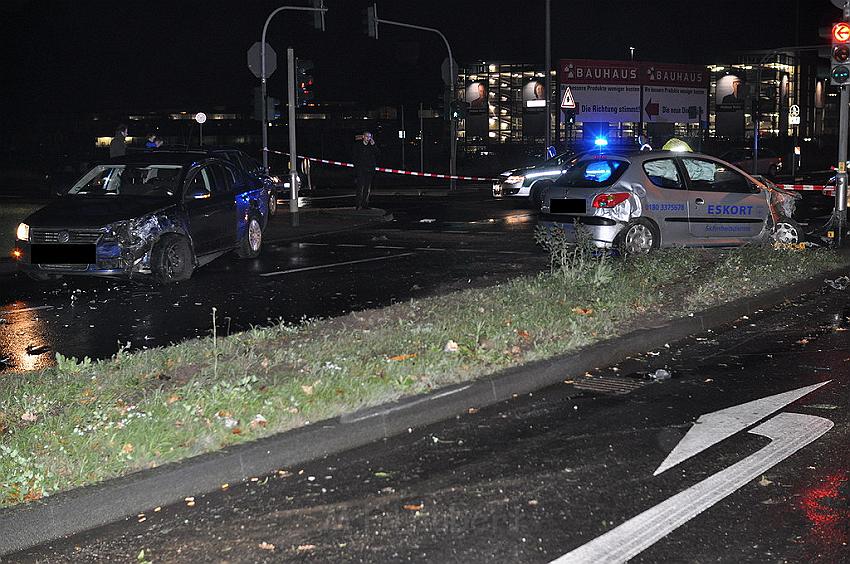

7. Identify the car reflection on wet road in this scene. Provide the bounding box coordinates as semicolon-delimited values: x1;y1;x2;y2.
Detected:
0;193;545;372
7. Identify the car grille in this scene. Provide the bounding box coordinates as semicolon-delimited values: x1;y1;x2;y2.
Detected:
30;229;102;244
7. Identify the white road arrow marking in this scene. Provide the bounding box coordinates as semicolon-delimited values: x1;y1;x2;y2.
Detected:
552;412;833;564
653;380;830;476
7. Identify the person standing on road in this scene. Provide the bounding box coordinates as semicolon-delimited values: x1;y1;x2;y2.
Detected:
353;131;379;210
110;124;128;158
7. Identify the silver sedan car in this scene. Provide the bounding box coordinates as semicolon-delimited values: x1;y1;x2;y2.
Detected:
494;152;576;206
538;150;802;253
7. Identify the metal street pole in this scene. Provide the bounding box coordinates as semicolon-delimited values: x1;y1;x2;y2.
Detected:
259;4;327;172
545;0;552;150
419;102;424;171
287;47;300;226
837;4;850;247
400;104;405;169
372;15;456;188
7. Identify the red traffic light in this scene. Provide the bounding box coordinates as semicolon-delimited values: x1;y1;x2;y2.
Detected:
833;22;850;43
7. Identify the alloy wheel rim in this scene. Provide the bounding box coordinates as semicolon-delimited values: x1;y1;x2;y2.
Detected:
248;219;262;251
774;222;799;244
624;224;653;254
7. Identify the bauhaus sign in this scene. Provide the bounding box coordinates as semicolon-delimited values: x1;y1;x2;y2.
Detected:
559;59;708;124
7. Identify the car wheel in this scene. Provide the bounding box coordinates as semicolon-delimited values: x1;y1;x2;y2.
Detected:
530;181;552;210
236;216;263;259
268;192;278;216
151;234;194;284
772;216;802;244
615;219;658;255
25;271;63;281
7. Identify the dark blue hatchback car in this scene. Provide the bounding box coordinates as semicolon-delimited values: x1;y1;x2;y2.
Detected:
14;151;270;283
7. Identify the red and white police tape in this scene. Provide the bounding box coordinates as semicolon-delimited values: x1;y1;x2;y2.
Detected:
269;149;498;182
776;184;834;194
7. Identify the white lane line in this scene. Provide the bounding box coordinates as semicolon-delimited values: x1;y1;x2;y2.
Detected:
337;244;367;248
341;385;472;423
0;305;54;315
553;413;833;564
297;242;329;246
260;252;415;277
415;247;446;252
373;245;406;249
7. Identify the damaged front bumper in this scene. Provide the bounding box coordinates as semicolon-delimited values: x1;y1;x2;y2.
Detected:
16;210;190;277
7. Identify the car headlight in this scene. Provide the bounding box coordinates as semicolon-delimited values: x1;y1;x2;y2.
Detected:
270;176;281;184
16;223;29;242
506;175;525;184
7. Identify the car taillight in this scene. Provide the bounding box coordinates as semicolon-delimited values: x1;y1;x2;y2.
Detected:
592;193;630;208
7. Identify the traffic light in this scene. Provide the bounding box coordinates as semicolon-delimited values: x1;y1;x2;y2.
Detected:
363;3;378;39
253;87;280;121
831;22;850;86
295;59;315;107
449;100;468;120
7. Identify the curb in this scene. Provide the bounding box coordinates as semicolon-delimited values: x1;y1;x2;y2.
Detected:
0;265;844;555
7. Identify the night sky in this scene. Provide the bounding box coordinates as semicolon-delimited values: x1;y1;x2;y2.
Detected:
0;0;839;121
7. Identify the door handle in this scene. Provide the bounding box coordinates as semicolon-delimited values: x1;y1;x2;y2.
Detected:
694;198;705;205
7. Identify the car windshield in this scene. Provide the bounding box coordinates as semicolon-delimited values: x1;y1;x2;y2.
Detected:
555;158;628;188
68;164;184;197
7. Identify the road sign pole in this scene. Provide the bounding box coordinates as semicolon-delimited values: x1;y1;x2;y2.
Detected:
287;47;299;226
257;4;328;172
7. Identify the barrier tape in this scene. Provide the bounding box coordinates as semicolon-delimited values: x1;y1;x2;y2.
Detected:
269;149;498;182
776;184;834;194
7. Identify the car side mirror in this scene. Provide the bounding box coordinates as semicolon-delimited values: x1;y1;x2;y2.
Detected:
186;186;210;200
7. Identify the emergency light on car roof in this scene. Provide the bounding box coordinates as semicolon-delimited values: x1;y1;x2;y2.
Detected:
594;138;608;147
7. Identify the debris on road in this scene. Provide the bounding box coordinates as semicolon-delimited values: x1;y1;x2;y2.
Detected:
418;218;436;223
258;542;276;551
25;344;50;356
650;369;671;381
826;276;849;290
444;340;459;353
758;475;774;487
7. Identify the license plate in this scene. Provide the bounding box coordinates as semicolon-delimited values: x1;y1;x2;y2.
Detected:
550;199;586;214
31;244;96;264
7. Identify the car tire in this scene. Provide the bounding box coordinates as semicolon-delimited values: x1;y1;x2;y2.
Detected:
530;181;552;210
25;271;63;282
615;219;659;255
151;234;194;284
771;216;803;245
268;192;278;216
236;216;263;259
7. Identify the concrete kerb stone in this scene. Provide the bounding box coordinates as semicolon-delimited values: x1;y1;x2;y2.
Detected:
0;265;845;556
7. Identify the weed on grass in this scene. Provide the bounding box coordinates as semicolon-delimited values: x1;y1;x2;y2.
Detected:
0;243;846;505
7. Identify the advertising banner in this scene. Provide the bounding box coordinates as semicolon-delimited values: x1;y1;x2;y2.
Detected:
522;79;546;138
465;81;489;138
714;74;745;138
642;85;707;123
559;84;641;123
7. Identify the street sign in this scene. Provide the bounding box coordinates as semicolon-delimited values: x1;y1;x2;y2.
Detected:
560;86;576;109
441;57;459;86
789;104;801;125
194;112;207;124
247;42;277;78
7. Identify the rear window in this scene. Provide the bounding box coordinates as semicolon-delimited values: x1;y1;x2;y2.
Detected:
556;158;628;188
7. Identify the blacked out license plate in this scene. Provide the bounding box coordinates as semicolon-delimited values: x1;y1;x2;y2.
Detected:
31;244;96;264
550;199;586;214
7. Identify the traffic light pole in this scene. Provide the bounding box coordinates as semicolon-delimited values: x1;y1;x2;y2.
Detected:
259;4;327;173
369;13;457;190
287;47;300;226
833;5;850;247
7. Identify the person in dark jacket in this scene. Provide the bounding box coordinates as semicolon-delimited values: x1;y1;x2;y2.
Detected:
352;131;379;209
110;124;128;158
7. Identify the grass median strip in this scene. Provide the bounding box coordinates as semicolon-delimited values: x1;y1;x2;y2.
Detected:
0;243;846;507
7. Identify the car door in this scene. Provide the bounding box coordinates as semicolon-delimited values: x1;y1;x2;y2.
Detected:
183;164;235;254
681;157;768;242
213;163;240;249
639;157;690;245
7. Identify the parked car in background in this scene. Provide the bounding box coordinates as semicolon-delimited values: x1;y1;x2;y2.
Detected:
14;151;270;283
493;152;576;208
206;147;298;215
719;147;783;178
538;150;801;254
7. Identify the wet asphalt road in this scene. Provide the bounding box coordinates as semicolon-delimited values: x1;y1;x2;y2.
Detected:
0;191;544;372
12;279;850;562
